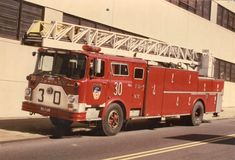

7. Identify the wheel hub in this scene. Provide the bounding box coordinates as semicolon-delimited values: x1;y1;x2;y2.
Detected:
108;110;120;129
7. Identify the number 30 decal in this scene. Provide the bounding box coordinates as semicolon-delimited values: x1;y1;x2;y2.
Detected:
37;88;61;105
114;82;123;96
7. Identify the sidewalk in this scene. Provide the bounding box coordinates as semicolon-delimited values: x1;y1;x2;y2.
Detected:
0;118;51;143
204;106;235;120
0;106;235;143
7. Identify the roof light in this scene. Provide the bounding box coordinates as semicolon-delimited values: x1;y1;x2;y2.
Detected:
82;44;101;53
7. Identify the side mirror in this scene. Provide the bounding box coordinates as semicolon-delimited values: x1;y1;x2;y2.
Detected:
94;58;102;74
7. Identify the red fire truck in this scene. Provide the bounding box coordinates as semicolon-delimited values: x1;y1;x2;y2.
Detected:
22;44;224;136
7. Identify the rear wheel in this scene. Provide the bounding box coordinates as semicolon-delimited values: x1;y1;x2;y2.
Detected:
191;101;204;126
101;103;124;136
181;101;204;126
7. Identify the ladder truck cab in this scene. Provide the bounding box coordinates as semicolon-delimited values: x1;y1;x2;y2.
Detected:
22;21;224;136
23;44;224;136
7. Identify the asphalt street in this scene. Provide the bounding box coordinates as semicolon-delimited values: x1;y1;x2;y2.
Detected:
0;118;235;160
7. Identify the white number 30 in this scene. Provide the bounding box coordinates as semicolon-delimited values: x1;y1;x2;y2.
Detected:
114;82;123;96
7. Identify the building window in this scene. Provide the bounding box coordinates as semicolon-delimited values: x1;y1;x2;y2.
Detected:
222;9;228;27
231;64;235;82
188;0;197;13
217;5;235;32
219;61;225;79
217;5;223;26
0;0;44;40
196;0;203;16
225;63;231;81
214;58;235;82
0;0;20;39
63;13;80;25
80;19;96;28
203;0;211;20
96;23;111;31
19;1;44;39
214;59;220;79
166;0;211;20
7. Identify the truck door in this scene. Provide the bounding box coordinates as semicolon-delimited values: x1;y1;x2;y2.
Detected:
132;66;145;110
108;62;132;115
86;59;108;106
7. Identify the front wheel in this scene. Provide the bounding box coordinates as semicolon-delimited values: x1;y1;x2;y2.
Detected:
102;103;124;136
50;117;73;128
50;117;73;138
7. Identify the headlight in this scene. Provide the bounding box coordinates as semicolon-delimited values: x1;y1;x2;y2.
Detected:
67;95;79;112
25;88;31;96
25;88;32;100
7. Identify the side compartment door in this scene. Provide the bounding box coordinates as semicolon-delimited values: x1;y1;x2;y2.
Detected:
162;69;198;115
144;67;165;116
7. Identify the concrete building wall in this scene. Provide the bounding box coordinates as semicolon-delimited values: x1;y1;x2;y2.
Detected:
44;8;63;22
0;0;234;118
0;38;37;117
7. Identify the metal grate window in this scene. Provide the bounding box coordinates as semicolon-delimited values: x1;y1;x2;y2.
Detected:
217;5;235;32
214;59;220;79
231;65;235;82
166;0;211;20
0;0;44;40
214;58;235;83
63;13;80;25
19;2;44;39
0;0;20;39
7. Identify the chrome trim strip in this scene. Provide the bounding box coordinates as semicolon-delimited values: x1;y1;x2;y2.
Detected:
163;91;222;95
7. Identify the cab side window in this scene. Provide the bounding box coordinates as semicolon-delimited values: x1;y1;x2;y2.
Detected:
89;60;105;78
112;63;129;76
95;61;105;77
134;68;144;79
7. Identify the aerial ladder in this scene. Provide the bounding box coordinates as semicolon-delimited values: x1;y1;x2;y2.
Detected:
22;20;213;75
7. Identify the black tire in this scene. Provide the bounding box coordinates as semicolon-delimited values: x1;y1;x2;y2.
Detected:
50;117;73;128
50;117;73;138
148;118;161;128
180;115;190;125
101;103;124;136
190;101;204;126
181;101;204;126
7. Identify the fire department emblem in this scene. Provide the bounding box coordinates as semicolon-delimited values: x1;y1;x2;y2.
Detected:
93;86;101;100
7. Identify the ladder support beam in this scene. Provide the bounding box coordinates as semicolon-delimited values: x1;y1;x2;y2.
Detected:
23;20;201;69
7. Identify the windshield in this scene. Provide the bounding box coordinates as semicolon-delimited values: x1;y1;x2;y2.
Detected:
35;53;87;79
